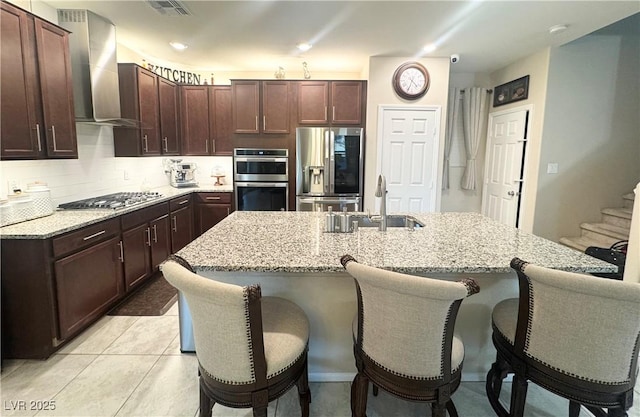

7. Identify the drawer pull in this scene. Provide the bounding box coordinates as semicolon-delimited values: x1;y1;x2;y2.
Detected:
83;230;106;241
177;199;189;205
205;196;221;200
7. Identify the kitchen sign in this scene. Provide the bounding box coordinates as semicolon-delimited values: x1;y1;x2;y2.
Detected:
147;63;203;85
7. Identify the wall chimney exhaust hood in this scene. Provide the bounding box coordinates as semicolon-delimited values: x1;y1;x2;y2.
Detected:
57;9;138;127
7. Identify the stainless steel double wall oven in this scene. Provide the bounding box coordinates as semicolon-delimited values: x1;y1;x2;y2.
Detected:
233;148;289;211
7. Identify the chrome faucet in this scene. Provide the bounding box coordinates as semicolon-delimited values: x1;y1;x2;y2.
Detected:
374;174;387;231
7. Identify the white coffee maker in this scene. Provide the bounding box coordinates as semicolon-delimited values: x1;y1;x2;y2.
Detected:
167;159;198;188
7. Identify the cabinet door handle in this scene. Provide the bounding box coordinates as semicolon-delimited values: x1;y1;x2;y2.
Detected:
51;125;57;151
118;240;124;263
172;215;177;232
263;115;266;131
163;137;168;152
205;140;208;153
324;106;327;121
205;196;221;200
34;124;42;152
211;139;216;154
255;116;258;131
143;134;148;152
146;227;151;246
152;224;158;243
332;106;336;121
227;207;230;215
83;230;105;241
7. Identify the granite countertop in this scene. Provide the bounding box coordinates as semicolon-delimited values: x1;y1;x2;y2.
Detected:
0;184;233;239
177;211;615;274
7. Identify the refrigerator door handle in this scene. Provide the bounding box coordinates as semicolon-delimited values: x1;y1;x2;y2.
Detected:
324;130;331;195
328;130;335;194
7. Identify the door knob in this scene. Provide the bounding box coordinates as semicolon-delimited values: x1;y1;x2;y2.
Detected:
507;191;519;197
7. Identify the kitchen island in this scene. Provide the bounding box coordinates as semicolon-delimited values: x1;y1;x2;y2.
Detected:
176;211;614;381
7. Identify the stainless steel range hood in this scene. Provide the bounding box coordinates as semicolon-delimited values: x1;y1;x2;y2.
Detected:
57;9;138;127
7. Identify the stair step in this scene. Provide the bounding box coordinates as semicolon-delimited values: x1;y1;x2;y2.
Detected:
559;236;599;253
601;207;633;229
623;192;635;209
580;222;629;247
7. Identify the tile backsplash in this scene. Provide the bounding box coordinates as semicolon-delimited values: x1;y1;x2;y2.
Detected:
0;124;233;206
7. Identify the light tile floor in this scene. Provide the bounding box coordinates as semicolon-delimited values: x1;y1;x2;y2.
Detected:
2;303;639;417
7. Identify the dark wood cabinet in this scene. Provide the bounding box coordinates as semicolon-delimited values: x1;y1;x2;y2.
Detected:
180;85;232;156
209;86;233;155
54;235;124;339
158;77;180;155
297;80;365;126
232;80;290;134
114;64;161;156
121;203;170;291
194;192;233;237
180;85;211;155
170;196;194;252
1;218;123;358
1;2;77;160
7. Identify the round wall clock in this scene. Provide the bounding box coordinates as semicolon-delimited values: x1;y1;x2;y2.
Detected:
392;62;430;100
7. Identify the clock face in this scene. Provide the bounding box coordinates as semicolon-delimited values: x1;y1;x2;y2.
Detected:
393;62;430;100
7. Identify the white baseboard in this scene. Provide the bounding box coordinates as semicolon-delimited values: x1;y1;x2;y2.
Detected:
309;372;356;382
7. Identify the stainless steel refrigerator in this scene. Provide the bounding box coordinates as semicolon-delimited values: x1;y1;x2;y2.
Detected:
296;127;364;211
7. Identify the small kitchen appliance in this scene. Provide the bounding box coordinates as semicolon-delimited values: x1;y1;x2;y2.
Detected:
168;159;198;188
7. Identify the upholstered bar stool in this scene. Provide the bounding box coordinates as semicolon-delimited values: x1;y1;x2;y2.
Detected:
486;257;640;417
340;254;480;417
160;255;311;417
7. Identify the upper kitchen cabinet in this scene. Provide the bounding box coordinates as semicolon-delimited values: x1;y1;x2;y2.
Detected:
297;81;366;126
158;77;180;155
114;64;161;156
180;85;232;156
209;86;233;155
1;2;77;160
232;80;290;134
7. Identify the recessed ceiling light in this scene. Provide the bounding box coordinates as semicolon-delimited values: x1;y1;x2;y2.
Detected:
549;24;568;34
422;44;437;54
297;43;312;52
169;41;188;51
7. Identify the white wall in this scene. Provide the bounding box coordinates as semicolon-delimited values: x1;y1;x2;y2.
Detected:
0;125;232;206
364;56;451;213
533;33;640;242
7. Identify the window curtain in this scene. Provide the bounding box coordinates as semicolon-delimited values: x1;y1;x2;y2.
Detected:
443;87;461;189
461;87;489;190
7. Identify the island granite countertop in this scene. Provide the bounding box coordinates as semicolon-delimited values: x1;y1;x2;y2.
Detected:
177;211;615;274
0;185;233;239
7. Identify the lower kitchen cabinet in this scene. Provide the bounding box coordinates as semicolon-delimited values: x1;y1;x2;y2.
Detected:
194;192;233;237
54;235;124;339
1;218;123;359
121;203;170;291
170;196;193;252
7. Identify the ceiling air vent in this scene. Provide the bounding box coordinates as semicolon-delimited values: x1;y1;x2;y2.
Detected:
147;0;191;16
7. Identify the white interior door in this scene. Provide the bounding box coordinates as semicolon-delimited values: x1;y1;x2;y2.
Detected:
379;107;440;212
481;109;528;226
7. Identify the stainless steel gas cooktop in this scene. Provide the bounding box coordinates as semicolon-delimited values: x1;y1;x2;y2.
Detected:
58;191;163;210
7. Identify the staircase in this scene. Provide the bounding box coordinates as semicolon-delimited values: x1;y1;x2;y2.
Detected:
559;192;634;252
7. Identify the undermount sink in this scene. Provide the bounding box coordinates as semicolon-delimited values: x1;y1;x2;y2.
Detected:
351;214;424;229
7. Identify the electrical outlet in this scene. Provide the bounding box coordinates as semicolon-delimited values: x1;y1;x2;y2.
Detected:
124;170;130;180
546;163;559;174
